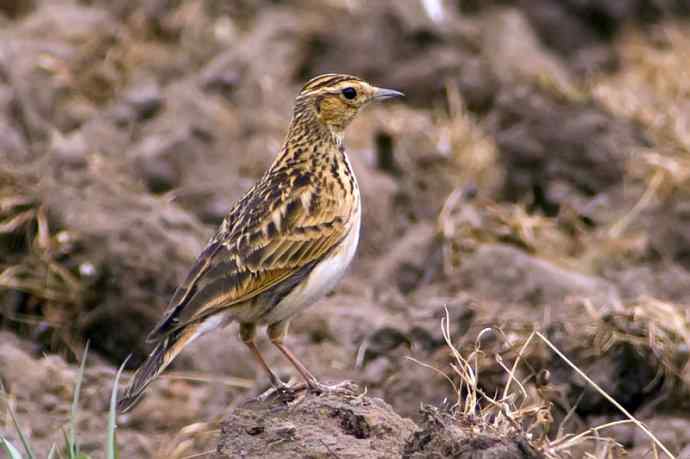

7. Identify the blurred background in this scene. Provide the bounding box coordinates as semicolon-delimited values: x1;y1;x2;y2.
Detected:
1;0;690;457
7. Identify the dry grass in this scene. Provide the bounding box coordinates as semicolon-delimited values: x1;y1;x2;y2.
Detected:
425;26;690;455
592;22;690;156
0;172;87;357
152;421;220;459
440;80;505;197
410;307;682;458
438;194;577;267
592;22;690;239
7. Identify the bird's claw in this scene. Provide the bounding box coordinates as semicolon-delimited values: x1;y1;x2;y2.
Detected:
256;380;358;404
306;380;358;396
256;381;304;403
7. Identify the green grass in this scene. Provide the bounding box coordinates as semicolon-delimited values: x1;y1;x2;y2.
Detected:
66;342;89;458
0;346;125;459
1;436;24;459
107;356;129;459
0;380;35;459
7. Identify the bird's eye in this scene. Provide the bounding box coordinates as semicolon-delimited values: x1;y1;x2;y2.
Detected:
341;87;357;100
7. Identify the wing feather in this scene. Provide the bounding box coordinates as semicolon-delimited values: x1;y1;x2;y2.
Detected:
147;183;354;340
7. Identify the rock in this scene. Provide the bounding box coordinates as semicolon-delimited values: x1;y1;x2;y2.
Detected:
216;391;418;459
458;244;620;308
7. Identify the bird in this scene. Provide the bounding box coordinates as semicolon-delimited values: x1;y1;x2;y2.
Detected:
118;73;403;412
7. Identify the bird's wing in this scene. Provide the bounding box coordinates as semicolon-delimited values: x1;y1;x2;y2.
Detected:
147;178;353;341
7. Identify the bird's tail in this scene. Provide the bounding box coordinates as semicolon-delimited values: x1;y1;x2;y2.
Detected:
117;322;201;413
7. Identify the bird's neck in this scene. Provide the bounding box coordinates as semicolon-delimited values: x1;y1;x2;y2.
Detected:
272;100;344;169
269;100;359;207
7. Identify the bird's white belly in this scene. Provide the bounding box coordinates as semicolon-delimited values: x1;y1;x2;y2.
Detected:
262;204;361;324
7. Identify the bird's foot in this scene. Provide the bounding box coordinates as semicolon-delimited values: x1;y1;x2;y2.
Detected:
256;380;304;403
306;379;358;396
255;380;359;403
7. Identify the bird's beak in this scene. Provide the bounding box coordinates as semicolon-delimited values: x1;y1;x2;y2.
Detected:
372;87;405;101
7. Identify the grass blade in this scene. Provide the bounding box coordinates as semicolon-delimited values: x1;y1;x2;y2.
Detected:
107;355;130;459
47;444;57;459
1;437;24;459
2;397;36;459
69;342;90;457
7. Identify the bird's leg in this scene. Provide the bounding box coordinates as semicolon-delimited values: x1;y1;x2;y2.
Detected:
268;320;355;395
240;323;292;399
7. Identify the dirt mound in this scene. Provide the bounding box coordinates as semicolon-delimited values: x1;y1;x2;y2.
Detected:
215;391;545;459
216;390;417;459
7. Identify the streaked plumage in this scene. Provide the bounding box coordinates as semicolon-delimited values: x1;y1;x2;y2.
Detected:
118;74;403;412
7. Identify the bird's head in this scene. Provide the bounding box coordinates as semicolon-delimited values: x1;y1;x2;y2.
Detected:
296;74;403;133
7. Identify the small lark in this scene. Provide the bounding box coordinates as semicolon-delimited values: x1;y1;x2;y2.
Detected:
118;74;403;411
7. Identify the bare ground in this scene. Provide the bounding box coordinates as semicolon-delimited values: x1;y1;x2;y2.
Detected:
1;0;690;457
